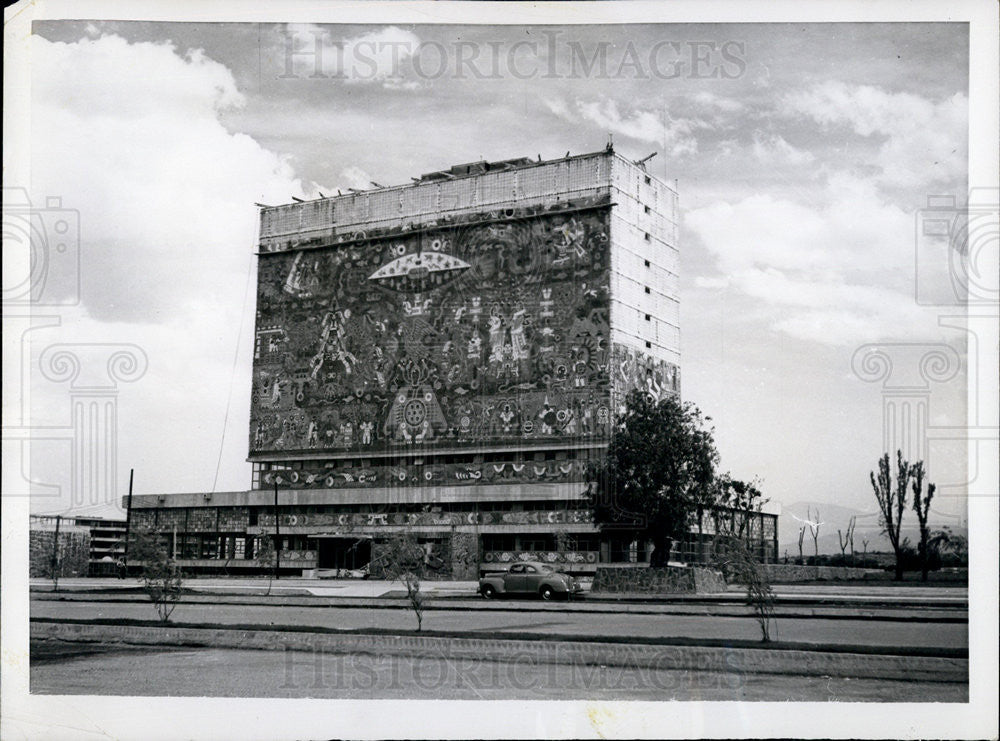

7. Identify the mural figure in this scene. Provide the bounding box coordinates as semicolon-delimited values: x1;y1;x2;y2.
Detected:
311;310;356;380
384;360;448;444
487;313;505;364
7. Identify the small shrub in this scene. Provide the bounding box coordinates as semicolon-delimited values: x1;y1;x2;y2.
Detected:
129;527;183;623
712;534;775;642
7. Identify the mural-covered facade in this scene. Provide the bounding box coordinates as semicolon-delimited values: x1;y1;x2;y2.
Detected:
250;199;619;456
125;150;771;579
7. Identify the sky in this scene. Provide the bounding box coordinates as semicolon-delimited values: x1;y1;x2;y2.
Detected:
19;20;973;538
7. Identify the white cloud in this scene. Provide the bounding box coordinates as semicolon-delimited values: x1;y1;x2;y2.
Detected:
686;174;941;345
784;81;968;189
26;33;327;498
693;276;730;289
575;99;699;156
339;166;374;191
31;33;320;321
542;96;571;119
692;91;743;113
687;174;912;276
751;132;816;167
284;24;421;87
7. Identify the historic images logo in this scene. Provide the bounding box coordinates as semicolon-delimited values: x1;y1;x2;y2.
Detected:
2;187;80;307
2;188;148;506
277;27;747;83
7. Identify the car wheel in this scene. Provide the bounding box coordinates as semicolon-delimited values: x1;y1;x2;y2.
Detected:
481;584;496;599
539;585;555;600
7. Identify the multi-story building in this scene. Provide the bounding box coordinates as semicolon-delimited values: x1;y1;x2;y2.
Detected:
127;147;775;577
29;514;126;577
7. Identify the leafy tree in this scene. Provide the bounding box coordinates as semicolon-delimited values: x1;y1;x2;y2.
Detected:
928;526;967;567
586;390;718;567
255;535;277;596
910;461;937;581
130;527;183;623
870;451;911;581
713;474;767;544
381;532;428;631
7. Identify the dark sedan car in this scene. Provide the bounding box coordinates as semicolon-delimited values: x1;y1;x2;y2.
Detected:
479;561;583;600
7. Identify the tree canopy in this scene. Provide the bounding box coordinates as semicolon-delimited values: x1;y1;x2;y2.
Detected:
586;389;718;566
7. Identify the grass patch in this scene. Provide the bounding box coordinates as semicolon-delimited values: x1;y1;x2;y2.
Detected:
29;616;968;659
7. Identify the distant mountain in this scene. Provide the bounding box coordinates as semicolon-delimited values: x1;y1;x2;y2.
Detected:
776;501;965;558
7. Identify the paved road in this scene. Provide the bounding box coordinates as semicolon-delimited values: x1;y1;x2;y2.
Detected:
31;578;969;603
31;591;965;622
30;598;967;650
29;646;967;701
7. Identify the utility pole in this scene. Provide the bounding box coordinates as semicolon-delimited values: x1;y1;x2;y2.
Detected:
122;468;134;577
50;514;62;589
274;480;281;581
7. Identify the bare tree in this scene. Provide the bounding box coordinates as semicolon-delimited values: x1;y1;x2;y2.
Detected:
837;516;856;564
796;526;805;565
910;461;937;582
861;537;870;566
870;451;911;581
848;520;856;566
806;506;821;560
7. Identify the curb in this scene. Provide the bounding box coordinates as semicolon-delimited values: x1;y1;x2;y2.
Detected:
30;621;968;683
30;586;969;609
31;592;969;622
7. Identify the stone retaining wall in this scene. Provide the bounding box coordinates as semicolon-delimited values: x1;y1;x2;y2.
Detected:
761;564;883;582
590;565;727;594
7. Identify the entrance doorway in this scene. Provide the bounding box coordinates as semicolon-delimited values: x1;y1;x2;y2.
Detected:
316;537;372;570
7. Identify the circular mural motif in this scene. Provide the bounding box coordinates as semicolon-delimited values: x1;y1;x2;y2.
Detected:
403;398;427;426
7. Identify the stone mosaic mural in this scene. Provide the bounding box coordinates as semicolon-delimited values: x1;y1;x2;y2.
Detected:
255;508;593;530
260;458;589;489
481;550;599;565
250;201;616;455
609;344;681;413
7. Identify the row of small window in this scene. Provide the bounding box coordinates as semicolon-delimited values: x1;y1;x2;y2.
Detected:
481;534;600;552
154;533;317;560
